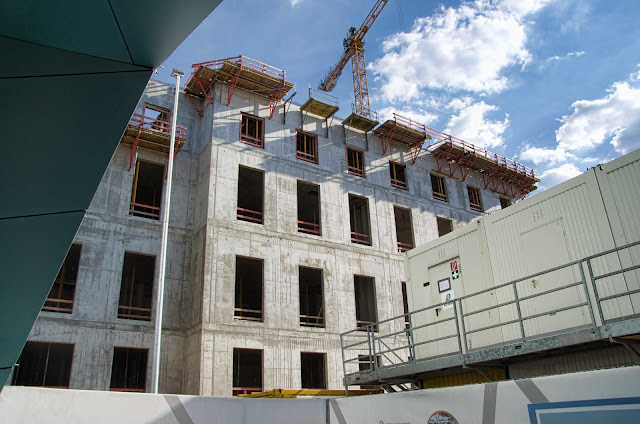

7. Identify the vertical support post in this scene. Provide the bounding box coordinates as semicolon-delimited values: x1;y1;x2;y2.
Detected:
340;333;348;394
453;301;464;358
406;312;416;362
587;258;607;329
151;68;183;394
458;301;469;353
513;283;526;341
579;262;599;330
368;326;376;372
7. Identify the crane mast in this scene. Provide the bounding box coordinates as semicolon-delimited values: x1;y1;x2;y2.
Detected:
318;0;389;118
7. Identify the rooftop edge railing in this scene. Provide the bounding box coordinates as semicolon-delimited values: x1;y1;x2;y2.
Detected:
341;239;640;383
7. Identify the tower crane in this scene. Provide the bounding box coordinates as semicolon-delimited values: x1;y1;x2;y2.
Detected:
318;0;389;119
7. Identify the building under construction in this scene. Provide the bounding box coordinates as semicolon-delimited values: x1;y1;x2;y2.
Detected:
12;55;539;396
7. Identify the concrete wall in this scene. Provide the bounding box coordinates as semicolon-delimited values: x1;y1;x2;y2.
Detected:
22;78;515;396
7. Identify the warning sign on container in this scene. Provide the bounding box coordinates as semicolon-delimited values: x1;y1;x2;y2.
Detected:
450;260;460;280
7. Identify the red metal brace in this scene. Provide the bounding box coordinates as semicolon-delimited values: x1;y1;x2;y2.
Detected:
380;122;398;155
408;141;424;165
227;64;244;106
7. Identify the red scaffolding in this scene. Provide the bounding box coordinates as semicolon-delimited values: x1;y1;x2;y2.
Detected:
120;113;187;172
183;55;295;119
372;113;431;165
424;127;539;199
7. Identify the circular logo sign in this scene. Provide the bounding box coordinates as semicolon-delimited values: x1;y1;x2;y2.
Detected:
427;410;459;424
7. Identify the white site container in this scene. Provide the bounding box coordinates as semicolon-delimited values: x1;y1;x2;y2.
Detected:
405;148;640;360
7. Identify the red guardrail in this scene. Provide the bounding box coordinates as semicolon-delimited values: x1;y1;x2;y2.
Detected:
129;113;187;141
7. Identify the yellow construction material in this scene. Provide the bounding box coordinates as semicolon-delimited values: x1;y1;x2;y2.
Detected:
237;388;382;398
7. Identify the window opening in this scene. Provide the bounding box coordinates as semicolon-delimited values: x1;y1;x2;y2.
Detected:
109;347;148;392
233;348;263;395
354;275;377;331
431;174;447;202
130;160;164;220
346;147;365;177
296;130;318;164
240;113;264;148
299;267;324;328
43;244;81;313
357;355;381;389
389;161;407;189
235;256;263;322
394;206;414;252
500;197;511;209
467;186;483;212
297;181;321;235
12;342;73;388
237;166;264;224
118;253;155;321
349;195;371;246
401;282;409;329
437;217;453;237
301;352;326;389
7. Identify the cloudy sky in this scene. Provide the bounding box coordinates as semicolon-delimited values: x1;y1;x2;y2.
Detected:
156;0;640;192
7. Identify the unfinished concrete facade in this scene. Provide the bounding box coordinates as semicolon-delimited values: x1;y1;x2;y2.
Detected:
19;69;523;396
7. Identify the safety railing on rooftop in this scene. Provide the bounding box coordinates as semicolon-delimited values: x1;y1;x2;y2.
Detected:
341;240;640;384
424;126;537;179
128;113;187;142
186;55;288;89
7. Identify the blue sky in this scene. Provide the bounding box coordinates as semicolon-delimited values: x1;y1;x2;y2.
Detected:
155;0;640;191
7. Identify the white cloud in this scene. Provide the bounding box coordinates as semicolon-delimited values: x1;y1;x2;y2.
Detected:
556;80;640;154
538;163;583;190
445;101;509;148
541;50;585;68
378;106;438;127
519;145;575;165
369;0;550;102
290;0;303;6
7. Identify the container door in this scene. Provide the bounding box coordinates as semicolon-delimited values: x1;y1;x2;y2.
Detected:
520;219;588;337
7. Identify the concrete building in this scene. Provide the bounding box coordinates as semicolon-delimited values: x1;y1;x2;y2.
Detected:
13;56;538;396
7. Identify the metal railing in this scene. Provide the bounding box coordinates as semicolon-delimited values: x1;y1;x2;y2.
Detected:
341;240;640;382
128;113;187;142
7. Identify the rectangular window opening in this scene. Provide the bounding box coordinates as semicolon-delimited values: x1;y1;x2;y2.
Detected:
235;256;263;322
349;195;371;246
130;160;164;220
431;174;447;202
437;217;453;237
354;275;377;331
233;348;263;396
301;352;326;389
299;267;324;328
237;166;264;224
346;147;365;177
467;186;483;212
240;113;264;148
389;161;407;189
394;206;414;252
118;252;155;321
110;347;148;392
500;197;511;209
297;181;321;235
12;342;74;388
296;130;318;164
43;244;81;313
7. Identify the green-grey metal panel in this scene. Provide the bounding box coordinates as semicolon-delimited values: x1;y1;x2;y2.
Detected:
0;68;152;219
0;0;131;63
110;0;224;67
0;36;149;79
0;211;85;372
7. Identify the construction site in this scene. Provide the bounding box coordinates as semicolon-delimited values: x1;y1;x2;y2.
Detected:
2;0;639;422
